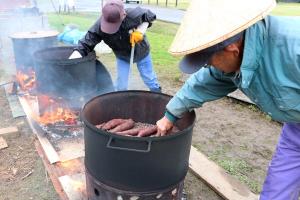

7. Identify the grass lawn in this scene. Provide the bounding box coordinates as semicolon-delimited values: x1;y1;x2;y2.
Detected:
272;2;300;16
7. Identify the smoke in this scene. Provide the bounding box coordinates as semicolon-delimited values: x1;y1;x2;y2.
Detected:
0;3;51;81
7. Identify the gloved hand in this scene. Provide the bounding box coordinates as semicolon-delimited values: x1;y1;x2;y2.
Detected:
130;30;143;46
69;50;82;59
156;116;174;136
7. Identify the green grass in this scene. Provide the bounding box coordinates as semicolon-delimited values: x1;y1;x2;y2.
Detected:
210;156;260;194
47;12;99;32
272;3;300;16
147;21;181;80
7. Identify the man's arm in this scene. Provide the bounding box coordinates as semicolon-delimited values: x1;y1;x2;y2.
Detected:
75;19;103;56
157;67;237;135
167;67;238;118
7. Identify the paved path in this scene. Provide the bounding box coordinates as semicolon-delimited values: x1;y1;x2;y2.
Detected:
37;0;185;24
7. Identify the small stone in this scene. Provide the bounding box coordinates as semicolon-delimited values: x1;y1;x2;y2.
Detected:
12;168;18;175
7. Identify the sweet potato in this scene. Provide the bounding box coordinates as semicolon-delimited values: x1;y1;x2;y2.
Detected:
116;127;141;136
138;126;157;137
109;119;135;132
102;119;126;130
95;123;105;129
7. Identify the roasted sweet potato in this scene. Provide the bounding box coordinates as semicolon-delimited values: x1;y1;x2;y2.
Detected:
116;127;141;136
102;119;126;130
138;126;157;137
95;123;105;129
109;119;135;132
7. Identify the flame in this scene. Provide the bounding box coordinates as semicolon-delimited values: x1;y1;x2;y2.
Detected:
37;107;77;125
16;70;35;91
34;95;78;125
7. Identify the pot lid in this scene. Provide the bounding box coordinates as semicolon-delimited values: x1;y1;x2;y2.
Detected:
10;30;59;39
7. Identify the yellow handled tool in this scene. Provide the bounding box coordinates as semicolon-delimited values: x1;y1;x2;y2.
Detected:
129;30;143;68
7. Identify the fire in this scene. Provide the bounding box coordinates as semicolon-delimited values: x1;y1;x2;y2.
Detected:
16;70;35;91
37;107;78;125
34;95;78;125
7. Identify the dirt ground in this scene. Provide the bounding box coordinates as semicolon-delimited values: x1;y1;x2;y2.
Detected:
0;88;59;200
0;54;282;200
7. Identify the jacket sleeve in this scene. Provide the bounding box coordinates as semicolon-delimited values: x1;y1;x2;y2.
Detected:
126;7;156;28
141;8;156;27
75;19;102;56
166;67;238;118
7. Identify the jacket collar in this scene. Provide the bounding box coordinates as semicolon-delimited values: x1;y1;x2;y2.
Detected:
240;18;268;88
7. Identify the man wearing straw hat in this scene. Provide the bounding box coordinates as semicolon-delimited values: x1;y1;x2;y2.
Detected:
156;0;300;199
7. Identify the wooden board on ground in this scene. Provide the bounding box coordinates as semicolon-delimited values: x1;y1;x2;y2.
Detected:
189;146;258;200
0;126;18;135
0;136;8;149
4;85;26;118
59;173;86;200
35;141;85;200
58;139;84;162
19;96;60;164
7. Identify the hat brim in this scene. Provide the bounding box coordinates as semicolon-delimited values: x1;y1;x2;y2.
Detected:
169;0;276;56
100;17;122;34
179;51;213;74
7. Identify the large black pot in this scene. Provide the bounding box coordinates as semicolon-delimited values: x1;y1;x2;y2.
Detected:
81;91;196;192
34;46;98;98
10;30;58;71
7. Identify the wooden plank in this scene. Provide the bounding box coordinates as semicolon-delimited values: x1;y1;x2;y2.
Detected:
189;146;258;200
58;139;84;163
4;85;26;118
35;141;69;200
35;141;85;200
59;173;86;200
0;136;8;149
0;126;18;135
19;96;60;164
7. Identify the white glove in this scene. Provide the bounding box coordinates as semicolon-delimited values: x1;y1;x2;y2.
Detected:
69;50;82;59
136;22;149;34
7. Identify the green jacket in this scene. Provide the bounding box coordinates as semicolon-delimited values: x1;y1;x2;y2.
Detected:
166;16;300;123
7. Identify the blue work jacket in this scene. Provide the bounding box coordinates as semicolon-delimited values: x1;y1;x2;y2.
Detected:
167;16;300;123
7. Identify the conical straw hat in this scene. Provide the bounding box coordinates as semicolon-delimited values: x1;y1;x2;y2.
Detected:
169;0;276;56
